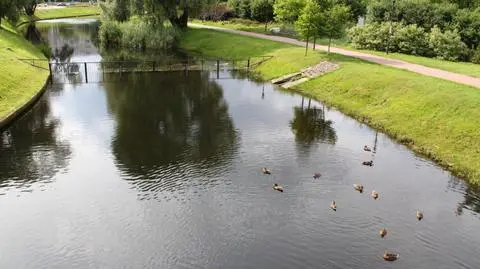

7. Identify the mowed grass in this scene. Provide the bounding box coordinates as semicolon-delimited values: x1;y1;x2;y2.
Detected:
0;25;49;122
18;5;101;24
181;28;325;79
190;20;480;78
181;28;480;183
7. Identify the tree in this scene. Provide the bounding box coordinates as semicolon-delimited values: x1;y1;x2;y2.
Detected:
273;0;306;24
0;0;22;26
24;0;37;16
228;0;252;18
336;0;366;22
250;0;274;31
295;0;322;55
323;4;350;52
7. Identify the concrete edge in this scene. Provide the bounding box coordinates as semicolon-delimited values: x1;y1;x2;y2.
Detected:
0;76;50;131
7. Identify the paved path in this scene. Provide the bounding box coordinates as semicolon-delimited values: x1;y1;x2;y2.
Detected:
189;23;480;88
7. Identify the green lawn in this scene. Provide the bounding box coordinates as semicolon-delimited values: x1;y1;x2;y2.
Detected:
0;25;49;123
190;20;480;78
19;5;101;25
181;27;480;184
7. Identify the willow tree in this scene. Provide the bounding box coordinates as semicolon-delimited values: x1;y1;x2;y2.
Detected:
0;0;22;26
24;0;37;16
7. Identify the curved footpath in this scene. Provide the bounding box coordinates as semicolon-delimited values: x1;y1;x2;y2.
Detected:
189;23;480;88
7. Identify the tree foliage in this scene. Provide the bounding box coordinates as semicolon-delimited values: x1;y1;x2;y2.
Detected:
273;0;306;24
0;0;23;26
250;0;274;22
24;0;37;16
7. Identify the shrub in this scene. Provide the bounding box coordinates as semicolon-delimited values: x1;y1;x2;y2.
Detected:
348;22;402;52
428;26;467;61
99;20;122;48
100;18;179;50
199;2;234;21
472;46;480;63
394;24;430;56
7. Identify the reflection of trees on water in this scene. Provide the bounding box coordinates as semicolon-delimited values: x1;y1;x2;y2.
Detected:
104;71;239;195
449;177;480;216
23;23;43;44
0;98;71;190
290;98;337;146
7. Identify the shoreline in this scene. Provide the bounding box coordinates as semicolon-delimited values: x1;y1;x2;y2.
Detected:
181;28;480;184
0;77;51;131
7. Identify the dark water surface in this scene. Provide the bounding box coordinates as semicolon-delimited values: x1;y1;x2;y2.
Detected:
1;19;480;269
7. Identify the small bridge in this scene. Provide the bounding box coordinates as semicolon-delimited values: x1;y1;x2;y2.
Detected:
19;56;272;84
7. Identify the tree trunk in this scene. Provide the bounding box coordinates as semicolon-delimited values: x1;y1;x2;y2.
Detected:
313;36;316;50
25;1;38;16
264;21;268;32
305;35;309;56
328;36;332;53
168;7;188;28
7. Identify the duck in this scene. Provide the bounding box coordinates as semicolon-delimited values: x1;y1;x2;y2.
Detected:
380;228;387;238
330;200;337;211
261;167;271;175
383;252;399;261
364;145;372;152
273;183;284;192
313;173;322;179
362;160;374;166
353;184;364;193
371;190;379;200
416;210;424;221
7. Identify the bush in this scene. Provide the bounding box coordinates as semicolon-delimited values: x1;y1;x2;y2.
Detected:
472;46;480;63
395;24;430;56
367;0;457;31
199;2;234;21
99;20;122;48
348;22;402;52
428;26;467;61
100;18;180;50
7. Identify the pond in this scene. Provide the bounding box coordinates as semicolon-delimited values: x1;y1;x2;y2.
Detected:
1;19;480;269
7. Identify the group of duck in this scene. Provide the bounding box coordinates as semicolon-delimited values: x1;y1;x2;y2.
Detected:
260;144;425;262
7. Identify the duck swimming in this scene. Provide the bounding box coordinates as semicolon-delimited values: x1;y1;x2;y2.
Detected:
364;145;372;152
371;190;379;200
380;228;387;238
353;184;364;193
313;173;322;179
362;160;373;166
416;210;424;221
383;252;399;261
330;200;337;211
273;183;284;192
261;167;271;175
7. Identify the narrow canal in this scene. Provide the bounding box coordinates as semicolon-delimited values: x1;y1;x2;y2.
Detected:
0;19;479;269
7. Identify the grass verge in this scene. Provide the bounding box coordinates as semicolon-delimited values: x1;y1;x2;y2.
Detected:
0;24;49;124
181;27;480;184
190;20;480;78
19;5;101;25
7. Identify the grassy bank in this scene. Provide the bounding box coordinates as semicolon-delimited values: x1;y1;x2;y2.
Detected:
190;20;480;78
18;5;100;25
181;28;480;183
0;23;49;124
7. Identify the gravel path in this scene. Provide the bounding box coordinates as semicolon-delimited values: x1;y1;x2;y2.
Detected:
189;23;480;88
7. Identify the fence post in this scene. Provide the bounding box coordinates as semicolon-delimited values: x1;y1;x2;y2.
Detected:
216;60;220;79
84;62;88;83
48;63;53;84
247;58;250;71
102;64;105;82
